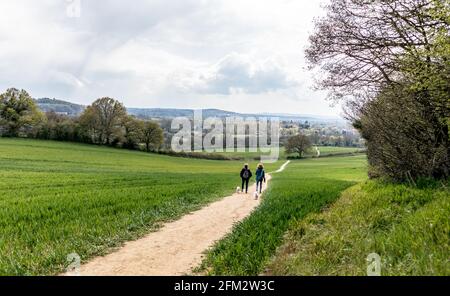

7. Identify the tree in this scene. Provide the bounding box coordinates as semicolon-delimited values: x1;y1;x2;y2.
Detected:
285;134;312;158
306;0;449;100
79;97;127;145
0;88;45;137
307;0;450;180
141;121;164;152
37;111;78;141
78;105;101;143
122;115;144;149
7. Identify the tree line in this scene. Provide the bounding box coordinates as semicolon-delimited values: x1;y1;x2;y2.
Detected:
307;0;449;182
0;88;164;152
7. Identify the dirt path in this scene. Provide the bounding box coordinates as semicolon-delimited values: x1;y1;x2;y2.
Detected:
275;160;290;173
67;163;289;276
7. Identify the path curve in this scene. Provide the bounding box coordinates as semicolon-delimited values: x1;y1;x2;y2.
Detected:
67;161;290;276
275;160;291;173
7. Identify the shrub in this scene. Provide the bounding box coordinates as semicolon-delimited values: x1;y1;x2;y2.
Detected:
352;84;449;182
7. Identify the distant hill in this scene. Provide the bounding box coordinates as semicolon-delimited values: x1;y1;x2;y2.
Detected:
33;98;344;124
127;108;242;119
35;98;85;116
127;108;343;123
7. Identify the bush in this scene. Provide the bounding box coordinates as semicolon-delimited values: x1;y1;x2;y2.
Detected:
352;85;449;182
156;150;242;161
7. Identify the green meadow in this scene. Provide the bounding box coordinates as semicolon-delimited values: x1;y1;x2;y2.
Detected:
198;156;368;275
207;146;365;160
200;155;449;276
0;138;278;275
1;138;447;276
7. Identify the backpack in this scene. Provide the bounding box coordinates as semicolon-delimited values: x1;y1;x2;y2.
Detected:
242;169;249;179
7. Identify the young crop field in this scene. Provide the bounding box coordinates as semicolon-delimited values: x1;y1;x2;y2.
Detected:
0;138;280;275
198;155;368;275
3;138;444;277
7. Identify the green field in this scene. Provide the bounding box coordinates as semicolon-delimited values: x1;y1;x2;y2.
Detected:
1;138;446;276
266;180;450;275
199;154;449;276
206;146;365;160
198;156;368;275
0;138;280;275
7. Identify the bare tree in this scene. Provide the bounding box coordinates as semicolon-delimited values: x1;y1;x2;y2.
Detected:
306;0;449;101
285;134;312;158
307;0;450;180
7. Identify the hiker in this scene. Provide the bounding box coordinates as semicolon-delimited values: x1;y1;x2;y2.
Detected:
240;163;252;194
255;163;266;194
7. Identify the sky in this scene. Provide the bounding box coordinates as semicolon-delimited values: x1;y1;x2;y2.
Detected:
0;0;341;116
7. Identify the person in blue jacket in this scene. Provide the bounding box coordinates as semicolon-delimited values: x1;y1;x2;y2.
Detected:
255;163;266;194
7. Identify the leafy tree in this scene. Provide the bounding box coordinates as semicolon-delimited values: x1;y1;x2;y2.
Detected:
141;121;164;152
79;97;127;145
122;115;144;149
285;134;312;158
78;105;101;143
0;88;45;137
37;111;78;141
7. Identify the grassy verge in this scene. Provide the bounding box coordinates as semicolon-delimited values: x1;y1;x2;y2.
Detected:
266;180;450;275
0;138;280;275
197;156;367;275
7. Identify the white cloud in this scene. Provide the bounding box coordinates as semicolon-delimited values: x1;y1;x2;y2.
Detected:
178;53;298;95
0;0;340;116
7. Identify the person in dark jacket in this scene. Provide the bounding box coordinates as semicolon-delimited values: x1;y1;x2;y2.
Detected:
240;163;252;194
255;163;266;194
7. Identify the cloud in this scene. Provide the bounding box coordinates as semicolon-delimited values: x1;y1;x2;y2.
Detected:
0;0;340;116
179;53;298;95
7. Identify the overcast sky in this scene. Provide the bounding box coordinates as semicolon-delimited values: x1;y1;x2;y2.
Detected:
0;0;341;116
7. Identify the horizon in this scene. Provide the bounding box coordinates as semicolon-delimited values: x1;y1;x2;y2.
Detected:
36;96;345;119
0;0;342;117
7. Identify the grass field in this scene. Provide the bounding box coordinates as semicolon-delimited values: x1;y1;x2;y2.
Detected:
198;155;368;275
198;152;448;276
207;146;365;160
266;179;450;275
0;138;280;275
2;138;446;276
